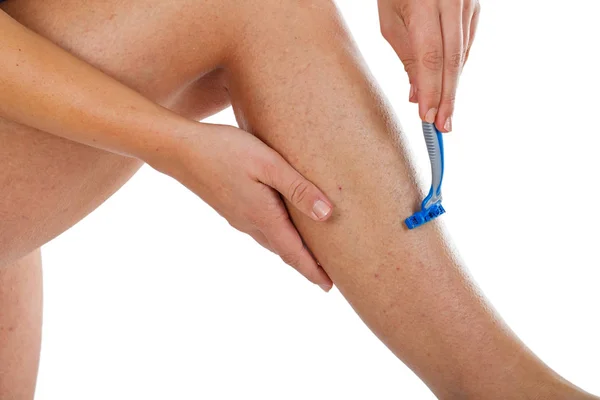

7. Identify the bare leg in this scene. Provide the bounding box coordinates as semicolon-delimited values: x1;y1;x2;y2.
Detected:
222;1;598;398
0;250;42;400
0;0;595;398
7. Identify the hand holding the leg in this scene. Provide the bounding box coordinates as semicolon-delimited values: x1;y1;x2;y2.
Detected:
149;122;334;291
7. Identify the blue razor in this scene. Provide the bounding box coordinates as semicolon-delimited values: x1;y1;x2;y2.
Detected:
405;122;446;229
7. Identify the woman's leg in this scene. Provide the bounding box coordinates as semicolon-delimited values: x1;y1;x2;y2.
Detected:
0;250;42;400
220;1;598;399
0;0;595;398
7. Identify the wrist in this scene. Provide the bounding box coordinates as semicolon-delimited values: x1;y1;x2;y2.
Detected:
132;113;201;171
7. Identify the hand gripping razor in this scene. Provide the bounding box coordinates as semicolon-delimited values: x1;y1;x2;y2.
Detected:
405;122;446;229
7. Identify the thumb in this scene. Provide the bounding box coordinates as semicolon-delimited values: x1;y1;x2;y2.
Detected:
260;153;333;222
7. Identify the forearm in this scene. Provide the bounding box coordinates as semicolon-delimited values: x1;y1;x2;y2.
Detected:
0;10;191;160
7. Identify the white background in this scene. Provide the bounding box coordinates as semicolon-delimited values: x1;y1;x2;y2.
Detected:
37;0;600;398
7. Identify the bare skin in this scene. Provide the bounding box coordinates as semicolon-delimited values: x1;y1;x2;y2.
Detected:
378;0;480;131
0;4;334;289
0;0;596;399
0;250;42;400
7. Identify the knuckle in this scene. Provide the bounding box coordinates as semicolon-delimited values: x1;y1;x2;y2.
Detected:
402;56;418;75
288;178;310;205
245;211;263;228
379;21;394;40
422;50;444;72
228;218;251;234
421;88;443;100
396;2;413;27
248;212;271;231
447;52;463;71
227;219;239;230
280;251;300;268
247;197;281;227
440;92;456;105
263;192;283;215
256;205;289;230
269;208;291;227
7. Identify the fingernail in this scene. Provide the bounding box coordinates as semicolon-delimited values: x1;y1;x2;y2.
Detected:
444;116;452;132
425;108;438;124
318;283;332;292
409;84;415;100
312;199;331;220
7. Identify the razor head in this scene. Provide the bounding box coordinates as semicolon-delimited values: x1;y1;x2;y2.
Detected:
405;203;446;230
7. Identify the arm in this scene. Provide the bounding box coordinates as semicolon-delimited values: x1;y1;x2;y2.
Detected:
0;9;187;159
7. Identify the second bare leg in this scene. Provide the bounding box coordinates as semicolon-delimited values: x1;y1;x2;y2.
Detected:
0;250;42;400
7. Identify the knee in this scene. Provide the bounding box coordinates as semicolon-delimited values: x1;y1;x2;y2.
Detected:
224;0;348;70
229;0;342;38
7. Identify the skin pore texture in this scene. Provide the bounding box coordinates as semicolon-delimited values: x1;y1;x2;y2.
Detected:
0;0;597;399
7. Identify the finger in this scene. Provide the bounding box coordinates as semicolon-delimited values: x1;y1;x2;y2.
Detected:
464;1;480;65
462;0;472;67
435;1;464;133
409;82;418;104
379;12;418;101
261;212;333;291
408;6;444;124
259;152;333;222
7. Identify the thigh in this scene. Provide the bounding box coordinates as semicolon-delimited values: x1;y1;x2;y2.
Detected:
0;0;231;266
